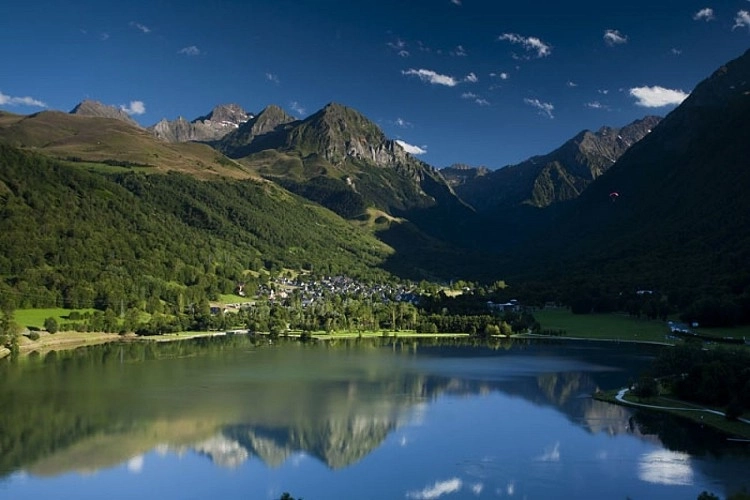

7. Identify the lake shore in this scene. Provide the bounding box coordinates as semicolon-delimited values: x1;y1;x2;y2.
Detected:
2;326;679;361
594;388;750;440
1;329;471;360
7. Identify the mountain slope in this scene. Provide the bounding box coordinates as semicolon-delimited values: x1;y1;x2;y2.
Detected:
517;48;750;291
0;144;392;309
70;100;140;128
149;104;251;142
220;102;469;221
454;116;661;211
215;105;296;158
0;109;251;179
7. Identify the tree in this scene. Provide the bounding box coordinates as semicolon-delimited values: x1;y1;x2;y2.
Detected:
633;375;659;400
44;317;59;334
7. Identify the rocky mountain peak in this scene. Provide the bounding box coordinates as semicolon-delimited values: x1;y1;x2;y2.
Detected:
453;115;662;211
149;103;252;143
69;99;140;128
195;103;251;127
292;102;409;167
439;164;490;187
214;104;296;157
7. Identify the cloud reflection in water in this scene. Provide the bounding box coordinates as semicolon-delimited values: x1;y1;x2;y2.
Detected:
638;449;694;486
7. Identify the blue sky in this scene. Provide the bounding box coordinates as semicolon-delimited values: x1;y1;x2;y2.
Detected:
1;0;749;168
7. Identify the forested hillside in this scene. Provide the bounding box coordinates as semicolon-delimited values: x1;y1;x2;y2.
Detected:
506;49;750;324
0;145;392;311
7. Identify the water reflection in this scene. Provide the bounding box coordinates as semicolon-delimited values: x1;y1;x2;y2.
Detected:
638;450;694;486
1;337;748;499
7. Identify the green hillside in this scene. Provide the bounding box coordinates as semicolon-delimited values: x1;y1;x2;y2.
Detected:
0;144;392;311
0;110;252;179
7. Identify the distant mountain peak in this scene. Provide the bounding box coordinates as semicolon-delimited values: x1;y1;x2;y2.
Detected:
214;104;296;157
195;103;250;127
70;99;140;128
453;115;662;211
149;103;252;143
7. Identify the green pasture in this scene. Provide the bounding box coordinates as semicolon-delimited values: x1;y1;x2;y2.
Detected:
218;294;255;305
533;308;671;343
692;324;750;341
14;308;97;329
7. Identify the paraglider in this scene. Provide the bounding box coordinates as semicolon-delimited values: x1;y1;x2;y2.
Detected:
609;191;620;202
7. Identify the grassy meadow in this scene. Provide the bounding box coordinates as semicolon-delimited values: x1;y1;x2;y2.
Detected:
532;308;672;343
14;308;97;330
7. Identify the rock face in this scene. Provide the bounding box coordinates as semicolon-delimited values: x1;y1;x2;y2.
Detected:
283;102;412;167
439;163;490;187
149;103;252;142
218;102;468;221
215;104;296;157
69;100;141;128
454;115;662;211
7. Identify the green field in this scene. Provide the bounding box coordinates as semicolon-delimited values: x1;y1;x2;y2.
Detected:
217;294;255;305
533;308;671;343
14;308;97;329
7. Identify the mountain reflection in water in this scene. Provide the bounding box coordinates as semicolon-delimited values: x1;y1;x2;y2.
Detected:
1;336;748;500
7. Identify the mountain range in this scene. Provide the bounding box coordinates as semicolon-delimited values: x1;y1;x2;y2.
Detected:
1;48;748;318
443;115;661;211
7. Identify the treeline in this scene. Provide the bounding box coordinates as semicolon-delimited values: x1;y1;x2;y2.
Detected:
416;310;538;336
509;278;750;328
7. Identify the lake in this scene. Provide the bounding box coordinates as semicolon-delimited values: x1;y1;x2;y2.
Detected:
1;336;748;499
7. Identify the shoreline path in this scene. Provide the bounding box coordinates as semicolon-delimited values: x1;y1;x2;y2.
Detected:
615;388;750;425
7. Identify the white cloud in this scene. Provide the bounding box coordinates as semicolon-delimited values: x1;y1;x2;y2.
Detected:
498;33;552;58
407;478;462;500
178;45;201;56
451;0;462;5
451;45;467;57
394;117;412;128
396;139;427;155
129;21;151;33
585;101;609;110
265;72;280;84
471;483;484;495
388;39;410;57
0;90;47;108
499;72;509;80
671;48;682;55
734;10;750;30
290;101;306;116
524;98;554;118
464;72;478;83
120;100;146;115
603;29;628;46
693;8;715;21
567;81;578;87
402;68;459;87
461;92;490;106
629;85;689;107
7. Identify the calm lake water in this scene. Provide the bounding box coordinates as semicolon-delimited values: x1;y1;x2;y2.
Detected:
1;337;748;500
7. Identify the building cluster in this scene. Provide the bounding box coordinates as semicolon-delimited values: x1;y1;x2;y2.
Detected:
225;276;419;312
